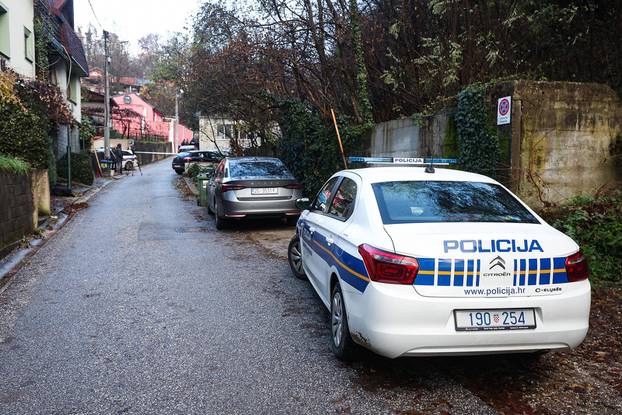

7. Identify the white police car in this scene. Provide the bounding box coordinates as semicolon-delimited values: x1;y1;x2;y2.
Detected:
287;158;590;360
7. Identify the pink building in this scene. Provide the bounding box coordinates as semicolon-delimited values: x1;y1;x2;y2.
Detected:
111;93;193;149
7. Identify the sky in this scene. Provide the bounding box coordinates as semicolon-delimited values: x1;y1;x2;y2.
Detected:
74;0;202;54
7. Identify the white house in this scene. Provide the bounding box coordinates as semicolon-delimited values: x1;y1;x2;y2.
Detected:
0;0;36;78
198;116;262;154
37;0;89;156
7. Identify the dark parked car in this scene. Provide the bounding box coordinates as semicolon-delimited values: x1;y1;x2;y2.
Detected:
172;150;221;174
207;157;303;229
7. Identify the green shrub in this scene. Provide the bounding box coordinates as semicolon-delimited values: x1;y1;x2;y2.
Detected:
57;152;94;186
544;191;622;286
276;99;370;196
0;95;49;169
0;154;30;175
185;163;201;179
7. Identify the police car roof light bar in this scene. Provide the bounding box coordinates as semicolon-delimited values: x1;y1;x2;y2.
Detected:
348;156;457;167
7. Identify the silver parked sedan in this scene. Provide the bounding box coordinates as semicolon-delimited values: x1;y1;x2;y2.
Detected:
207;157;304;229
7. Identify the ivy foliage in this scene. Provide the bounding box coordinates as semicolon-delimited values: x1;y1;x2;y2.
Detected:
454;84;499;177
275;99;368;197
80;117;97;150
34;17;49;81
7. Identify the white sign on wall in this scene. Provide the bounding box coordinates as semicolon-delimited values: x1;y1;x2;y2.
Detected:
497;96;512;125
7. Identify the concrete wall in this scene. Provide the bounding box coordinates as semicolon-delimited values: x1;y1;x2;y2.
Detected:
133;142;173;166
0;170;34;251
366;80;622;209
31;169;50;216
513;81;622;207
370;112;450;158
0;0;35;78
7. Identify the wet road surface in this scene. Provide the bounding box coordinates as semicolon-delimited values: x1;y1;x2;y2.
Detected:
0;160;620;414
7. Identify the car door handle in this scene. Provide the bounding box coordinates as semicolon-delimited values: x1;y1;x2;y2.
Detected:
309;227;316;235
326;237;334;246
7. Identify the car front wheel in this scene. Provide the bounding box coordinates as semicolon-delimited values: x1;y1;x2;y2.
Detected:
330;283;358;360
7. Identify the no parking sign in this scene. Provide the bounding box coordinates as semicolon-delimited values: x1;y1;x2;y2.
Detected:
497;96;511;125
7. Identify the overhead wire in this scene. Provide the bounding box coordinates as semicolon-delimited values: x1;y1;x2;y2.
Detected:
87;0;104;30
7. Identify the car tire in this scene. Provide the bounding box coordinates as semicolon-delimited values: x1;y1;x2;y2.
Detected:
287;235;306;280
330;283;358;361
214;200;228;230
175;169;184;175
207;198;214;215
125;161;134;171
286;216;299;226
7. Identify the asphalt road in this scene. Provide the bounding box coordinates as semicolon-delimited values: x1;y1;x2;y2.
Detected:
0;160;619;414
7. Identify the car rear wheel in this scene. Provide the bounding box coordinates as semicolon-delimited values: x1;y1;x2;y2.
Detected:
207;198;214;215
214;200;228;230
330;284;358;361
287;235;306;280
174;169;184;175
124;161;134;171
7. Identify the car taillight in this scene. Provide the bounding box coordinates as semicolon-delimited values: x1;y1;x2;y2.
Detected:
183;157;192;161
284;183;303;190
221;184;246;192
566;251;589;282
358;244;419;284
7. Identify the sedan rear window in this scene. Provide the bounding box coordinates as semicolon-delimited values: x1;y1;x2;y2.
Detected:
229;160;292;178
372;181;539;224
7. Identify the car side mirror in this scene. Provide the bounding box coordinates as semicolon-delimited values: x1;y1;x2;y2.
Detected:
295;198;311;211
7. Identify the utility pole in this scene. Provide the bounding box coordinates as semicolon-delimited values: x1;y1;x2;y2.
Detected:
174;89;184;150
174;90;179;151
103;30;111;159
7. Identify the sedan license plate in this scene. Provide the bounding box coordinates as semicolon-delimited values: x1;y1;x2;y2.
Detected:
251;187;278;195
454;308;536;331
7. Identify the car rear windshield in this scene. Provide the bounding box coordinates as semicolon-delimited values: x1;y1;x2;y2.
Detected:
201;152;221;162
229;160;292;178
372;181;540;224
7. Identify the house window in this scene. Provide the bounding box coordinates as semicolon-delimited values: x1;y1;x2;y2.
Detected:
217;124;225;136
24;26;33;62
0;3;9;59
68;76;79;103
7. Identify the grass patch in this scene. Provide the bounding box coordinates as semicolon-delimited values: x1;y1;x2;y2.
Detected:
0;154;29;175
541;191;622;287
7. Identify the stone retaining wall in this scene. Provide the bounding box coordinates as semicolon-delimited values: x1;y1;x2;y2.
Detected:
0;171;35;250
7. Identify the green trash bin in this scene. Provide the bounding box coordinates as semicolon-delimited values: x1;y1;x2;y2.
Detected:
197;173;210;207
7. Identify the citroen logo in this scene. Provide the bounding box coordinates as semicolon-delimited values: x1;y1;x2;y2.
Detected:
489;256;506;270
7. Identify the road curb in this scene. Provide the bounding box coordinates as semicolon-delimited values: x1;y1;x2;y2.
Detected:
0;179;114;295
